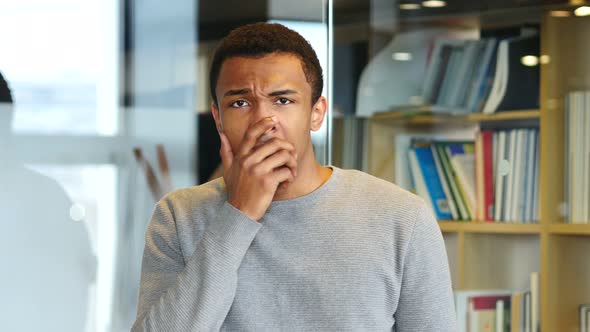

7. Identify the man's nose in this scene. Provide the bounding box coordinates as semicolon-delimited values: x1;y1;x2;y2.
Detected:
252;102;275;122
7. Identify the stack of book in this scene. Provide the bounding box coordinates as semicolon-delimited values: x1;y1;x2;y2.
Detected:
479;128;539;223
455;272;539;332
407;129;539;223
408;139;475;221
421;33;539;114
565;91;590;224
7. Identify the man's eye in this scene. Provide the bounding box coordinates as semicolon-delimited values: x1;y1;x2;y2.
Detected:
230;100;249;108
276;98;292;105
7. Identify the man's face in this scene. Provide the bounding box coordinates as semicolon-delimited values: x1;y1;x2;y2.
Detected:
212;53;325;162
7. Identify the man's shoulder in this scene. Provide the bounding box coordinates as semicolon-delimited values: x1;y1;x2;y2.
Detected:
335;167;425;209
158;177;226;213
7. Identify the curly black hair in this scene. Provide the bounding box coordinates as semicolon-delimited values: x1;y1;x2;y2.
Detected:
0;71;12;104
209;22;323;107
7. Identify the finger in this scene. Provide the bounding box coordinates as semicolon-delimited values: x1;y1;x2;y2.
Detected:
219;133;233;175
256;150;298;178
248;138;296;165
239;116;277;156
273;166;295;186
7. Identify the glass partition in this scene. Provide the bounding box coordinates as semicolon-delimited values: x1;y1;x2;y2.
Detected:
0;1;331;331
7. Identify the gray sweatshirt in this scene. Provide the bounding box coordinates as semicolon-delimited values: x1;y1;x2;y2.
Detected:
132;166;457;331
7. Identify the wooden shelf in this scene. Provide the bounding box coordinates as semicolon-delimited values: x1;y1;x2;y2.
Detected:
549;223;590;236
438;221;542;234
371;108;540;126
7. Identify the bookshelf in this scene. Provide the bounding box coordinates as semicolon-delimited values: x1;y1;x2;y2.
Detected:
352;8;590;331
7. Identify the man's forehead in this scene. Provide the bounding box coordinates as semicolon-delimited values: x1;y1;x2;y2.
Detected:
217;54;309;93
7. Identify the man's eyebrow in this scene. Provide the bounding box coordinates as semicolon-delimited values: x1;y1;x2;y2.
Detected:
268;89;298;97
223;88;251;98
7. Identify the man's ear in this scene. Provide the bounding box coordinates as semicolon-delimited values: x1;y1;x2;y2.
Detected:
211;102;223;133
310;96;327;131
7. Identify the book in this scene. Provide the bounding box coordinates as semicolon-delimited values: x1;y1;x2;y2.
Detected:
448;143;477;218
466;38;499;113
530;272;539;332
468;294;511;332
476;132;485;221
504;130;517;222
455;290;512;332
580;304;590;332
523;130;537;222
494;131;508;222
496;300;507;332
524;292;531;332
481;131;495;221
510;292;524;332
512;129;529;222
436;142;471;220
432;143;459;219
423;39;463;105
409;144;453;219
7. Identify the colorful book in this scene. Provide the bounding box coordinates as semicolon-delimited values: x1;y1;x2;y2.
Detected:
435;143;470;221
409;144;452;220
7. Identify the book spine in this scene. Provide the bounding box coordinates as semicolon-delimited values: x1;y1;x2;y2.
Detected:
482;130;495;221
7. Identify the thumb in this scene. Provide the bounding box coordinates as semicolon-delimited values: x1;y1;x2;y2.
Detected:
219;132;233;174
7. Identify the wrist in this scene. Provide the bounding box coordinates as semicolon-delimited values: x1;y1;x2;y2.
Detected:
228;200;263;222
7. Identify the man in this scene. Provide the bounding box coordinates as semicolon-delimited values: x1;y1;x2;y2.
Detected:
132;23;456;331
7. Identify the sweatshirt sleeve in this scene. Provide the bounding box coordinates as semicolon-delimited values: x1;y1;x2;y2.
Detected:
393;201;458;332
131;200;262;331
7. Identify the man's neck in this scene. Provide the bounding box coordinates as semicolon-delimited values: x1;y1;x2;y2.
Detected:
272;153;332;201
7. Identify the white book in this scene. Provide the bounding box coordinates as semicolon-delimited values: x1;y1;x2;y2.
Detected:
524;130;537;222
394;135;417;191
512;129;528;222
496;300;505;332
482;39;509;114
532;136;540;223
505;130;518;222
409;149;434;212
531;272;539;332
494;131;507;221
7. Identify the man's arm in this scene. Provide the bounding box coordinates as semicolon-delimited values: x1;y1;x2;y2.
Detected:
131;199;261;331
394;201;458;331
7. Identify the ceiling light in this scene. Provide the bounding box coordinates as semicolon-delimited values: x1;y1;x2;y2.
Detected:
575;6;590;16
422;0;446;8
550;10;571;17
400;3;421;10
521;55;539;67
392;52;413;61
